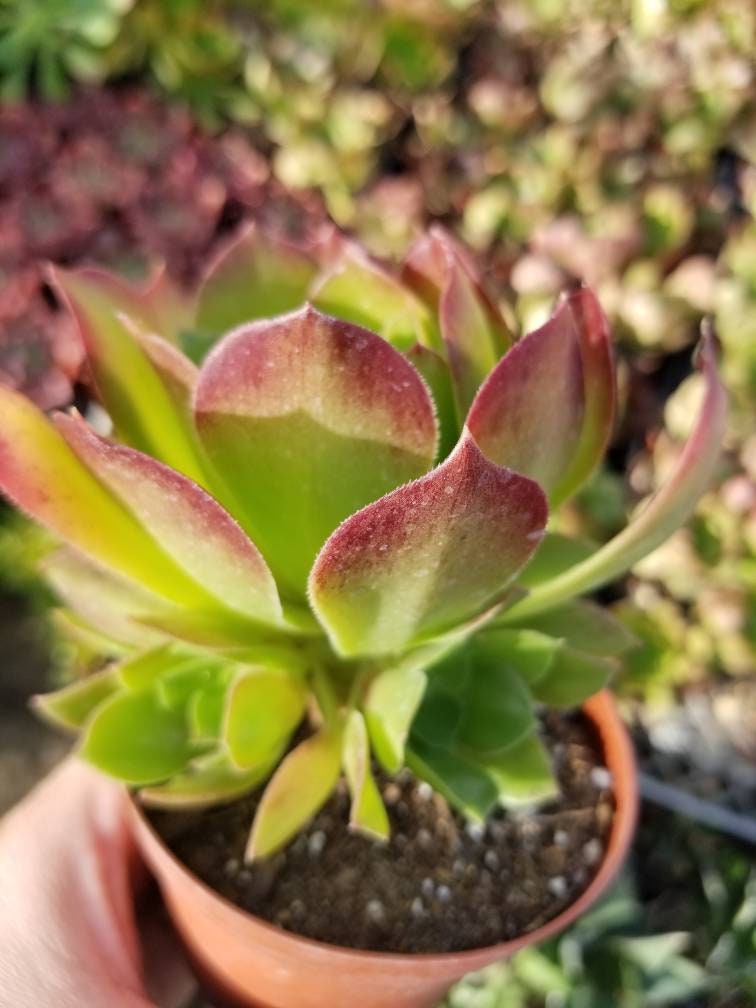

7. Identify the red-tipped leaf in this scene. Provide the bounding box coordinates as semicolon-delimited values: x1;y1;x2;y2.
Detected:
0;388;209;607
50;266;205;483
56;413;282;626
195;306;438;598
196;223;319;340
467;287;615;507
310;431;548;657
505;334;727;620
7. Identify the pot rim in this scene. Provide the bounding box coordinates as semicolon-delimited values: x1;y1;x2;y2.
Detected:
130;688;638;967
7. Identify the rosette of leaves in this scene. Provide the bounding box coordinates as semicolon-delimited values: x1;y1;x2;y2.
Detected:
0;225;726;859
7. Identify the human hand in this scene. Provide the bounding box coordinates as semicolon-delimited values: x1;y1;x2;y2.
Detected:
0;758;197;1008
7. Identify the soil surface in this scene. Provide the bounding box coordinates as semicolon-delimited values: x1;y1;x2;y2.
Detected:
148;711;614;954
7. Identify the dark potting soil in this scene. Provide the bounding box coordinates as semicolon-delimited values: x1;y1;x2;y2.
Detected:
147;711;614;954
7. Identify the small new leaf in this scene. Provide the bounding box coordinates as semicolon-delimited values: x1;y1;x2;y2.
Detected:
247;724;344;861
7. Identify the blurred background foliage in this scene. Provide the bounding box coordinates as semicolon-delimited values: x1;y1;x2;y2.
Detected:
0;0;753;1004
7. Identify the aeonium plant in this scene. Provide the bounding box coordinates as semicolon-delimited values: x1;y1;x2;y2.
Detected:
0;225;726;860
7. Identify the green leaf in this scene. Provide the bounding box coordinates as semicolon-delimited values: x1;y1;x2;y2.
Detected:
44;548;166;651
158;664;214;711
506;334;727;620
195;306;437;598
57;413;283;626
517;532;595;588
312;244;435;351
483;731;558;807
407;738;498;822
190;678;231;740
456;643;536;757
0;390;210;609
509;600;639;657
195;223;318;341
614;932;692;973
50;267;206;483
530;647;615;707
247;724;344;860
405;343;459;461
117;645;189;691
363;664;428;773
343;711;390;841
511;948;571;997
477;627;562;685
224;669;306;771
139;751;272;810
467;287;615;507
411;690;462;748
80;689;192;785
32;668;120;731
310;432;547;657
403;227;511;421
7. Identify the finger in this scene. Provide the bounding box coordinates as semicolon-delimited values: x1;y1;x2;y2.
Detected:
0;757;194;1007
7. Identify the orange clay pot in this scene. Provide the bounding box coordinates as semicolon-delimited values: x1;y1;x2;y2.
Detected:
130;689;637;1008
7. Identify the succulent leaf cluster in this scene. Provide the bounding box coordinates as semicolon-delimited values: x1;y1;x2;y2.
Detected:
0;226;725;858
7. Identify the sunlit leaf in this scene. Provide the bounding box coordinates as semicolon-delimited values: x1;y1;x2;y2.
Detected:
246;724;343;860
467;287;615;507
224;669;306;770
363;664;428;773
50;267;206;482
343;711;389;840
44;548;166;650
312;243;436;351
195;223;318;342
80;689;192;785
57;413;283;625
405;342;459;461
310;431;547;657
403;226;511;419
32;667;120;731
140;751;272;809
506;334;727;620
195;305;437;597
0;389;208;608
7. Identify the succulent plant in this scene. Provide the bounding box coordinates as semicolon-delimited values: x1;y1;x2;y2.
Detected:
0;226;726;858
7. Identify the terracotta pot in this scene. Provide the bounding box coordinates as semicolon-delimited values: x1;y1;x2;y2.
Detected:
130;689;638;1008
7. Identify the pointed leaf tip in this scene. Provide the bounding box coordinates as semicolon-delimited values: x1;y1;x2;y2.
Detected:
403;227;512;419
224;670;305;771
343;711;390;840
55;412;282;625
50;265;205;482
246;725;343;861
506;331;727;620
196;223;318;341
0;387;207;607
310;431;548;657
467;286;615;507
312;243;435;350
195;305;438;597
